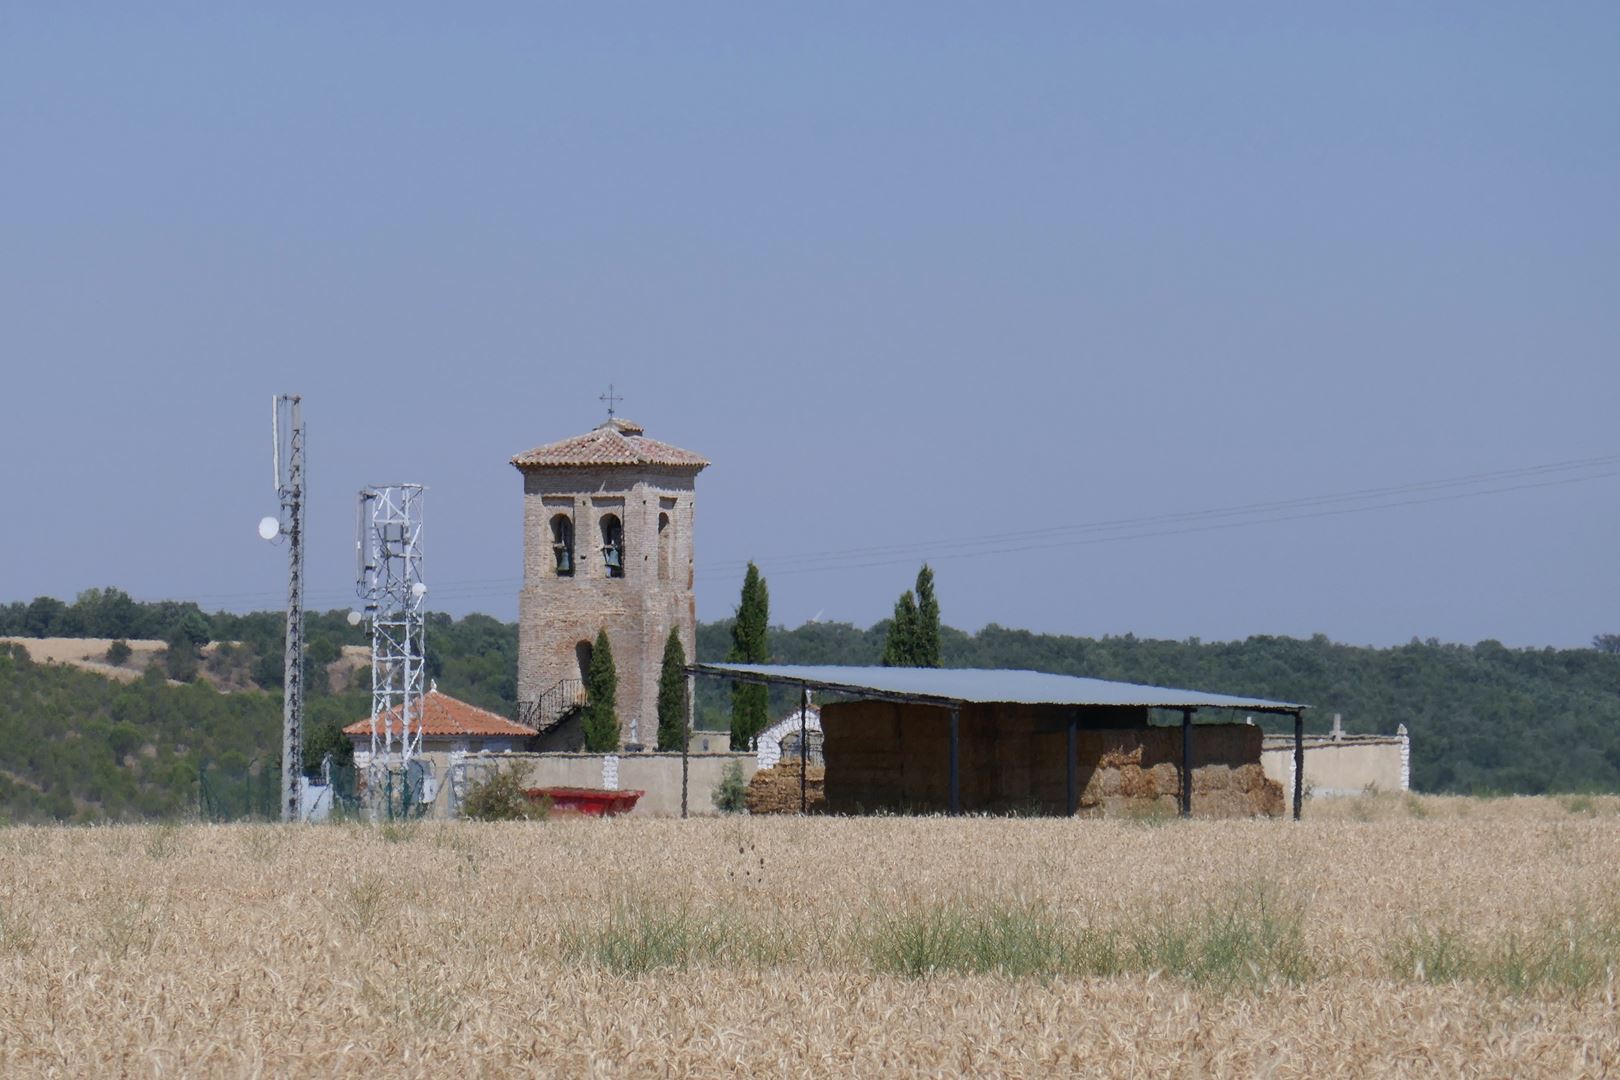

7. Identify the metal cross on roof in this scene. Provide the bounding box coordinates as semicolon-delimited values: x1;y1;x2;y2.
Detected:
599;383;623;418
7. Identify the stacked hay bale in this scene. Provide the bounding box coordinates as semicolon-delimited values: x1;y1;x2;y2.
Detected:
745;765;826;814
821;699;1284;817
1081;740;1283;818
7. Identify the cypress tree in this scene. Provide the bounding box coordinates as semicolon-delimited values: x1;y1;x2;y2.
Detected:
727;562;771;750
656;626;688;752
881;590;920;667
582;628;619;753
915;563;941;668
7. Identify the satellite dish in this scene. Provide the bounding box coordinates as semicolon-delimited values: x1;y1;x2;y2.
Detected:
410;582;428;599
258;516;280;541
346;610;363;627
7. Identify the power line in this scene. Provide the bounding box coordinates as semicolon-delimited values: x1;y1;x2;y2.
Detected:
694;453;1620;579
174;450;1620;611
714;466;1620;580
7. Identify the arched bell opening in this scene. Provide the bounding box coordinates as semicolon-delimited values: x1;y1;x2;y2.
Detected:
550;514;575;576
600;514;625;578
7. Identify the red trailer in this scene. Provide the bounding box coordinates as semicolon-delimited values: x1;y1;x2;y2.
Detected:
527;787;644;817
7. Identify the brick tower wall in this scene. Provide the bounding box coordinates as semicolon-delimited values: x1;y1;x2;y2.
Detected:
518;465;699;746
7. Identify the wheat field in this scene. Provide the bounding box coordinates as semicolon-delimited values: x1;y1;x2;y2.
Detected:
0;796;1617;1077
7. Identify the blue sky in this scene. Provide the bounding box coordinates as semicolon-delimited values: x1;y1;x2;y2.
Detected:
1;4;1616;647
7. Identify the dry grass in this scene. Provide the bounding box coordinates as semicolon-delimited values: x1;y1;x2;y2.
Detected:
0;797;1617;1076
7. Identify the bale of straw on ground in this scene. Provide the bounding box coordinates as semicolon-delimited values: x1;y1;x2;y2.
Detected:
745;764;825;814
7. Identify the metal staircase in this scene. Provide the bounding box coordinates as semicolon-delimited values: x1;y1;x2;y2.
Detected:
518;678;587;732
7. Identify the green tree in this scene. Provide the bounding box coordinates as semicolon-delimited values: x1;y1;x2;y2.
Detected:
914;564;941;667
727;562;771;750
23;596;65;638
162;643;199;682
881;590;920;667
656;627;689;752
582;629;619;753
302;713;355;772
172;610;212;649
881;565;941;668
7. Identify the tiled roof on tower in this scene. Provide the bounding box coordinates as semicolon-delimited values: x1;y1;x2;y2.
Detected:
511;417;710;470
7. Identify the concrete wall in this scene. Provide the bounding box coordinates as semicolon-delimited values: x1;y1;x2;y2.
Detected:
516;463;701;747
822;701;1279;817
437;750;756;818
1261;733;1409;797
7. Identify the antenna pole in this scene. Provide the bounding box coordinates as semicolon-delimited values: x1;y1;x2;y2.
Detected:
277;395;306;824
356;483;427;819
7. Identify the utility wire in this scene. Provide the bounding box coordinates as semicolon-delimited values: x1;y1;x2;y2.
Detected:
179;452;1620;610
694;452;1620;578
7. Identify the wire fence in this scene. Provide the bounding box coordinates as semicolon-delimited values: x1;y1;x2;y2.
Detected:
197;758;367;822
197;761;283;821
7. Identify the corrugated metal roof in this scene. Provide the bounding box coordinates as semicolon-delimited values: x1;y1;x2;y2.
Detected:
691;663;1305;713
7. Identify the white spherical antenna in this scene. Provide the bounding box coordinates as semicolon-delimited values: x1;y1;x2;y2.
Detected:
410;582;428;599
346;610;363;627
258;516;281;541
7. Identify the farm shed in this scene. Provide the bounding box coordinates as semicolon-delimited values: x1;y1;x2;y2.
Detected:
690;664;1309;819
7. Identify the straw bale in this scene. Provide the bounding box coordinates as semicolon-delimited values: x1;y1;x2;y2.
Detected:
1090;769;1122;798
1248;777;1286;817
1192;763;1232;794
1148;762;1180;795
745;765;826;814
1097;744;1145;769
1117;765;1160;799
1190;789;1254;819
1232;762;1268;790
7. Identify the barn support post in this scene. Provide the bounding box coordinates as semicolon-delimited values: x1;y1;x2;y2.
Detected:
681;672;694;819
1180;708;1194;818
1066;713;1078;816
1292;710;1304;821
948;706;961;816
799;687;809;815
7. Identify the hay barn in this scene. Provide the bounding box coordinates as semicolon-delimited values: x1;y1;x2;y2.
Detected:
692;664;1309;819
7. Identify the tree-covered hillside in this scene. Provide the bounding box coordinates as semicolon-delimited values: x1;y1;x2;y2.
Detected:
0;643;367;822
3;589;1619;812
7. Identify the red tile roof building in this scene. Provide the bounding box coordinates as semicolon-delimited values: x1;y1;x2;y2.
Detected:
343;688;534;742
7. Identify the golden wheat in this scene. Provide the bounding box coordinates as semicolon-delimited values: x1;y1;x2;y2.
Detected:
0;796;1616;1077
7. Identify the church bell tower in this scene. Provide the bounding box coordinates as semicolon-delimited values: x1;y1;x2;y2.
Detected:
511;413;708;748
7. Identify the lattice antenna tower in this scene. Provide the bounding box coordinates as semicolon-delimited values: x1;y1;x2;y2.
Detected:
261;395;306;824
354;484;427;807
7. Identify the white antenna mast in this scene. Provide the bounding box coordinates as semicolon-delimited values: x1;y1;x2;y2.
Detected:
355;483;428;817
263;395;305;823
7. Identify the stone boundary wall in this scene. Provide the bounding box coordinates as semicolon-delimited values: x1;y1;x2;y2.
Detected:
526;751;757;817
449;750;756;818
1260;731;1409;797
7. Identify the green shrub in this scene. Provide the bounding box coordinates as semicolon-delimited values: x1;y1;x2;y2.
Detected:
1388;907;1620;993
1132;881;1314;989
712;761;747;814
105;639;133;666
863;881;1313;987
865;899;1113;980
162;645;198;682
460;761;549;822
